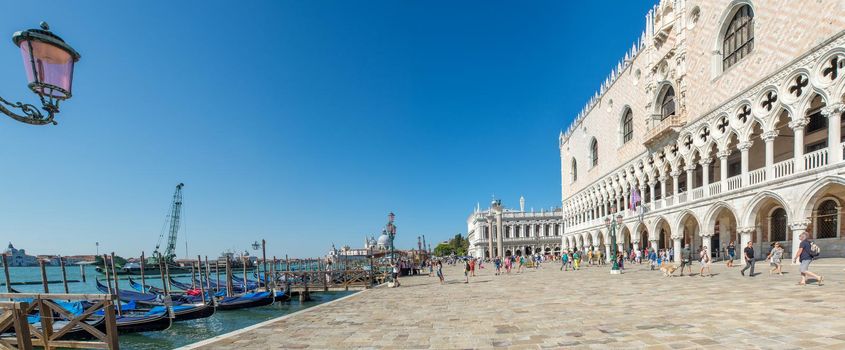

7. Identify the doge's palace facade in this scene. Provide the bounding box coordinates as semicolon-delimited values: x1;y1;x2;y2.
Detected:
560;0;845;261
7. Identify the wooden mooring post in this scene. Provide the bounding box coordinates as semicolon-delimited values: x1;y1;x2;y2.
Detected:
2;254;11;294
39;259;49;293
80;263;86;283
60;257;69;294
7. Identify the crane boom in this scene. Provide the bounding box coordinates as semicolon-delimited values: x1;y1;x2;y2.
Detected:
153;183;184;262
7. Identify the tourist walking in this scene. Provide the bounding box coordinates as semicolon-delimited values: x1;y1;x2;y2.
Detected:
494;256;502;275
649;249;657;270
392;263;401;287
699;247;712;277
469;258;476;277
726;241;736;267
740;241;755;277
678;245;692;276
464;259;470;283
436;261;444;284
793;233;823;286
561;251;569;271
766;242;784;275
573;250;581;270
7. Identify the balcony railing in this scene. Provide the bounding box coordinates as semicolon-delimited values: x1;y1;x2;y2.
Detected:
773;159;794;179
565;146;845;234
748;168;766;185
644;115;685;145
708;182;721;196
804;148;829;170
726;175;742;191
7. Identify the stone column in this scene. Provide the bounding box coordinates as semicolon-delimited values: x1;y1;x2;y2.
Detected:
718;150;731;186
659;175;668;206
762;130;778;179
671;170;681;196
648;181;657;204
685;164;696;192
604;239;611;263
822;103;844;163
639;185;647;206
496;211;504;258
700;158;712;195
650;239;658;252
739;227;753;260
790;118;808;172
672;236;682;263
700;233;712;257
487;221;494;258
789;220;810;263
738;141;752;186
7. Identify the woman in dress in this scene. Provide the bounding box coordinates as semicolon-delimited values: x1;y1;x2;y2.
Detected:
699;247;712;277
766;242;784;275
436;260;445;284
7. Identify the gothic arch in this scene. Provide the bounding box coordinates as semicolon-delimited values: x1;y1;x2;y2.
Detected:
703;201;740;234
740;190;791;228
796;176;845;219
673;209;701;238
712;0;755;75
619;106;634;145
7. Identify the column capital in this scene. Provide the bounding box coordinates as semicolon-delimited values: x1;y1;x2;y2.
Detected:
738;141;753;151
737;227;756;235
789;219;811;232
788;118;809;130
648;180;658;187
671;234;682;240
684;164;697;172
699;157;714;166
717;149;732;159
659;175;668;182
670;170;683;177
761;130;779;142
821;103;845;117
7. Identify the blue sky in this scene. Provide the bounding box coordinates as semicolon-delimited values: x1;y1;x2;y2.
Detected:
0;1;655;258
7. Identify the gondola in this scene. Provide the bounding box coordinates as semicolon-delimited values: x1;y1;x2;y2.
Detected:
216;291;274;311
114;311;172;333
6;316;109;341
95;279;160;305
139;303;215;322
128;277;166;294
123;279;216;321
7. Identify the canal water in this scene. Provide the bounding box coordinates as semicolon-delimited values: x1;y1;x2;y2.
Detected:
3;266;355;349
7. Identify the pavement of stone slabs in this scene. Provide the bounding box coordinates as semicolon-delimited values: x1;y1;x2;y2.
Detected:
188;259;845;349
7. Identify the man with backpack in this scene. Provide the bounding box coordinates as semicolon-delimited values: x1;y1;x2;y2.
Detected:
793;233;824;286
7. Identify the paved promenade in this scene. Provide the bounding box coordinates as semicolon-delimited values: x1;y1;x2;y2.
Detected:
183;259;845;349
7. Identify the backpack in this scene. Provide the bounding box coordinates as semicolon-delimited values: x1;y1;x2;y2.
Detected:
809;241;821;257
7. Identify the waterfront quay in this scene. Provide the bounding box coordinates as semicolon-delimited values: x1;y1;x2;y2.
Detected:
182;260;845;349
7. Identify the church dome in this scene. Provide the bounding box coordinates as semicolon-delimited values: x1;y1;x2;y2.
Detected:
377;233;391;247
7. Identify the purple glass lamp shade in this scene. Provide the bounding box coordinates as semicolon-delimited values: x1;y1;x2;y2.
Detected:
12;23;80;100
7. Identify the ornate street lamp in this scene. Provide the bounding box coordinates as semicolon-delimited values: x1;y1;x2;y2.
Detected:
386;212;397;263
605;214;624;275
1;22;80;125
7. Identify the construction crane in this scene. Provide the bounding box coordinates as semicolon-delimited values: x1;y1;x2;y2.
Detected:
153;183;184;263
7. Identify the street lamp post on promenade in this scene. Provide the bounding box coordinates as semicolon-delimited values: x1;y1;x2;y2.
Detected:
605;214;623;275
386;212;397;264
2;22;80;125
